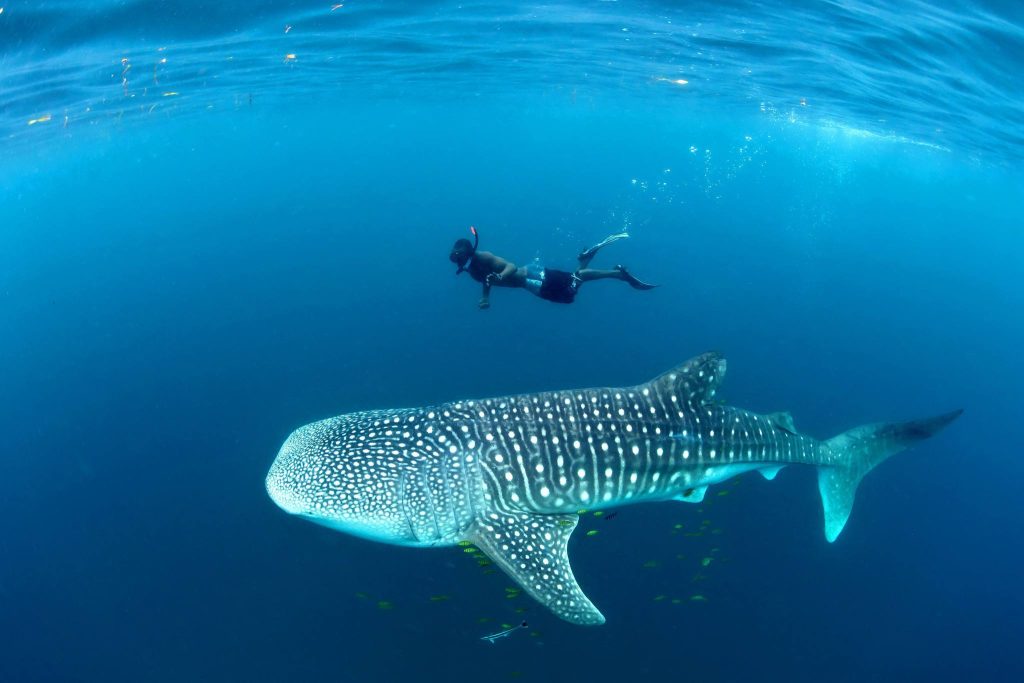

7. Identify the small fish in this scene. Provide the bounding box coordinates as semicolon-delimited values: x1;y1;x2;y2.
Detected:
463;547;478;554
673;523;684;530
701;557;713;567
653;595;667;602
354;592;370;600
690;594;708;602
701;520;712;526
592;511;605;517
671;598;682;604
642;560;660;568
557;519;575;527
457;540;473;547
717;490;731;497
585;529;600;537
481;620;528;644
477;617;492;624
377;600;394;610
576;509;589;516
429;595;452;602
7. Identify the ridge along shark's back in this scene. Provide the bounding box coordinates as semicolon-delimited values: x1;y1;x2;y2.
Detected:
266;352;961;625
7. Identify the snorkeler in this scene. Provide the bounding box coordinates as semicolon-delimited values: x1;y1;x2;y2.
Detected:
449;227;656;309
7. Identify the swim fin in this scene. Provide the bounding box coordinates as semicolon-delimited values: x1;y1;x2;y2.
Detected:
578;232;630;266
615;265;658;290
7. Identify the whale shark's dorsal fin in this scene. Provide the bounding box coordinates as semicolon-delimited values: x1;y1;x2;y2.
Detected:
646;352;726;407
768;411;797;434
467;513;605;625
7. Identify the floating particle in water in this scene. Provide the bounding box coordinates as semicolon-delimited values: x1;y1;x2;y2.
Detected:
530;631;542;638
284;24;292;33
283;53;297;63
331;3;344;10
701;519;712;526
27;114;51;126
586;529;600;537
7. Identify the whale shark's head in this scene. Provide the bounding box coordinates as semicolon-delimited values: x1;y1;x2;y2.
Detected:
265;412;421;545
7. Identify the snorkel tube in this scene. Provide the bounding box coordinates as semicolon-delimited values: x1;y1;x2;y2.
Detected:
453;225;479;275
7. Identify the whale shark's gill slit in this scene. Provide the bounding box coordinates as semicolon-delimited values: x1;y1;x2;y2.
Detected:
440;448;459;531
418;458;442;540
396;471;417;542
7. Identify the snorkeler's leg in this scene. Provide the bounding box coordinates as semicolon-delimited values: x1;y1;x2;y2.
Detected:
575;268;623;282
576;232;630;268
575;267;658;289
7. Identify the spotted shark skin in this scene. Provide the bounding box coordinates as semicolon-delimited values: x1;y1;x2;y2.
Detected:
266;352;961;625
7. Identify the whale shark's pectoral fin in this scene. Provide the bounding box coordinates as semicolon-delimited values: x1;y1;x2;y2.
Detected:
673;486;707;503
466;513;605;626
646;352;726;407
759;465;785;480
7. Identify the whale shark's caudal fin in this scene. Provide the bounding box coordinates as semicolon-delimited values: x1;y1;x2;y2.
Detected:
818;409;963;542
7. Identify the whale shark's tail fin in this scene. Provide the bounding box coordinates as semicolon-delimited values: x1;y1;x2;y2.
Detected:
818;409;962;542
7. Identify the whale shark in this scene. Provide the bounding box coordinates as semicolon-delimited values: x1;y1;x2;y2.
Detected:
266;352;960;625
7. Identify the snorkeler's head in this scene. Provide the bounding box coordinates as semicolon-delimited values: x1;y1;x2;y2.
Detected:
450;226;479;274
450;238;474;267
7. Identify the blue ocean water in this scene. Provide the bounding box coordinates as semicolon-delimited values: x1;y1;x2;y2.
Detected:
2;1;1023;681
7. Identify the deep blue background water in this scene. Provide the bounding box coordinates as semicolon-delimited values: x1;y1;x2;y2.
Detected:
3;2;1024;682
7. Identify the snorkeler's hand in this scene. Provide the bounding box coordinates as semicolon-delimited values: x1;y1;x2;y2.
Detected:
478;299;490;310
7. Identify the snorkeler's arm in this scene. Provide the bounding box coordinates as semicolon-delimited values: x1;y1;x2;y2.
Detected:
496;260;516;280
483;255;516;284
479;281;491;310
